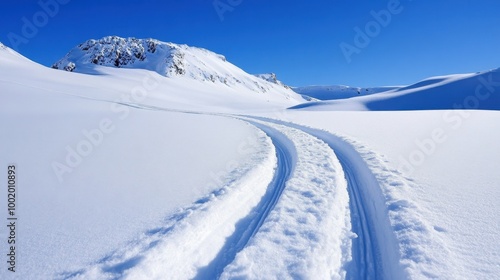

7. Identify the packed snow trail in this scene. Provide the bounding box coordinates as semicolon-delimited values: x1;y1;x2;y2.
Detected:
249;118;379;278
247;117;407;279
221;118;352;279
55;102;405;279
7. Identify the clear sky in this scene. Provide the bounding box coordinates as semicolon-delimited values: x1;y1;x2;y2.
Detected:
1;0;500;87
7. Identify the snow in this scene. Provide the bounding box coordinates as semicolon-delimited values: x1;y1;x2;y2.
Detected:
52;36;304;97
221;119;352;280
62;124;276;280
0;106;272;279
291;69;500;110
269;110;500;279
294;85;401;101
1;41;500;280
0;45;276;279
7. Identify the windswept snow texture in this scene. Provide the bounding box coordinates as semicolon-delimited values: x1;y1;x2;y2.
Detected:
291;69;500;111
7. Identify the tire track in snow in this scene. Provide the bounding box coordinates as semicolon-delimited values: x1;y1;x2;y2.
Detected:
247;117;406;280
194;121;296;279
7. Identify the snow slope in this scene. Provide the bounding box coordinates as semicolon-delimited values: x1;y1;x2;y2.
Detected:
0;43;278;279
2;41;305;114
291;70;500;111
1;40;499;280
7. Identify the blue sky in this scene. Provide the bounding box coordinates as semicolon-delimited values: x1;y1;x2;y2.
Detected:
2;0;500;87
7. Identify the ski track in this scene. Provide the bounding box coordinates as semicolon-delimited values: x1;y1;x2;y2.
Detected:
54;104;422;279
220;118;352;279
57;115;300;280
248;117;406;279
252;116;451;279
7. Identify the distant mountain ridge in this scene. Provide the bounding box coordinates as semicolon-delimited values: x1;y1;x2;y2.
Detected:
290;68;500;111
293;85;402;101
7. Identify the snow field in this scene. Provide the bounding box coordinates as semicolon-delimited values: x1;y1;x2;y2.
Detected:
2;39;500;279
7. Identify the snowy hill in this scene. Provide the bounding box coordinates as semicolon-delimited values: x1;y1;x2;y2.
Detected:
293;85;401;101
2;40;500;279
52;36;301;97
0;42;305;112
291;69;500;111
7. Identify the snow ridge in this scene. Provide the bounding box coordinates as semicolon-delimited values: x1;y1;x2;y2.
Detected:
52;36;299;95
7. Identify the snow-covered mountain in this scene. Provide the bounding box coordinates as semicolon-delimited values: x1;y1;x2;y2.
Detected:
52;36;301;97
0;40;303;113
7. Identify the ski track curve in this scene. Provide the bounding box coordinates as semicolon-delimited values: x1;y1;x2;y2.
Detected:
56;114;304;280
220;118;352;280
247;116;407;280
52;98;410;279
291;123;448;279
